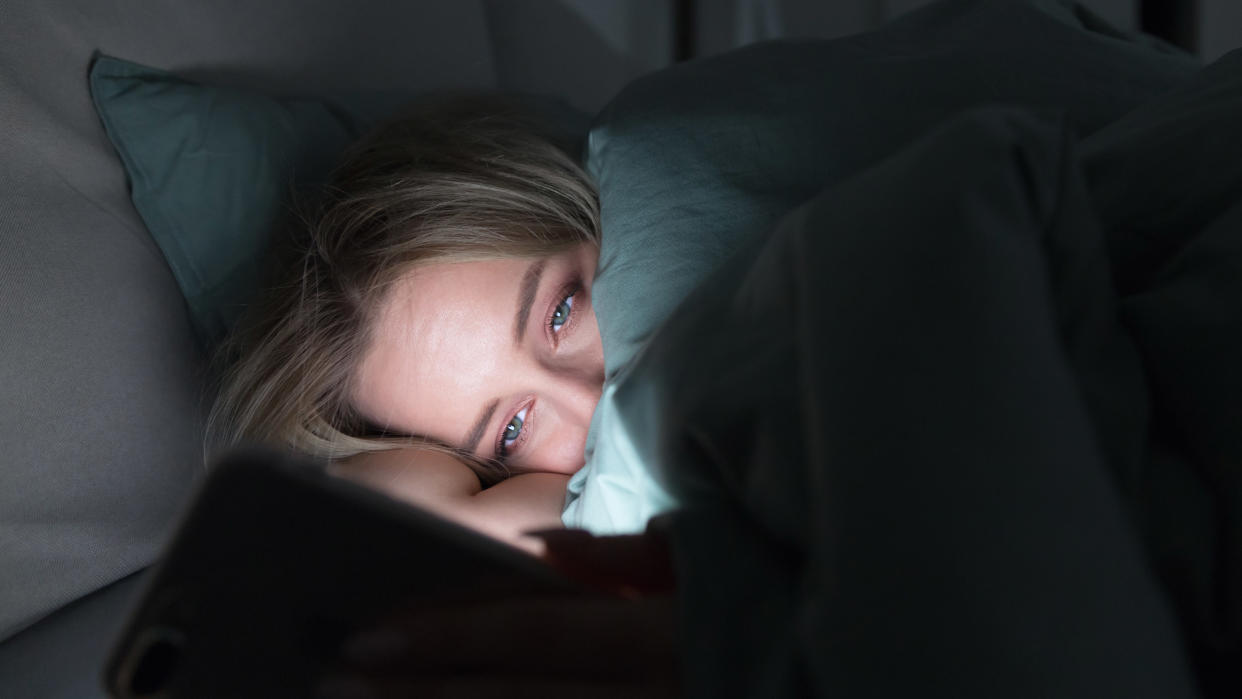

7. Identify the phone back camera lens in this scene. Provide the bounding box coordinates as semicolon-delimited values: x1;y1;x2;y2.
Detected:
125;627;185;697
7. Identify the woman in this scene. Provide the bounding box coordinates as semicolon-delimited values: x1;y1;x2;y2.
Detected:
202;72;1218;699
209;96;683;698
207;96;611;552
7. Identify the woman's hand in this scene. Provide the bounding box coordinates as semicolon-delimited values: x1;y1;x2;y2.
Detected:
317;529;681;699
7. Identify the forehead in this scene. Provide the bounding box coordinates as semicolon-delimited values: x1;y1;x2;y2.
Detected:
352;258;526;435
381;257;527;309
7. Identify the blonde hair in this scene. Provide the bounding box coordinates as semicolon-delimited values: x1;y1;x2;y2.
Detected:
204;94;600;484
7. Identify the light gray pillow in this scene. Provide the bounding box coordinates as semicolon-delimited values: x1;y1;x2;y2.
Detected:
0;0;494;647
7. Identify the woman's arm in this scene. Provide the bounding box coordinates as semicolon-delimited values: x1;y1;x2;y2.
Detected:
327;447;568;554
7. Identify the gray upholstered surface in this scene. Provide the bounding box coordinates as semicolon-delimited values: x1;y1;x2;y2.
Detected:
0;0;496;643
0;6;664;691
0;573;145;698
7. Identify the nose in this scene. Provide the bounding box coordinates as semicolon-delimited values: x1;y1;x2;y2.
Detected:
543;319;605;423
534;356;604;474
551;361;604;426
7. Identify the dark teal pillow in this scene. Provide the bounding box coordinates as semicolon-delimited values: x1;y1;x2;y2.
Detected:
89;54;370;348
89;55;589;349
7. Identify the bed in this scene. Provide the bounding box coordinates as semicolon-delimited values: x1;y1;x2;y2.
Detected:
2;0;1238;697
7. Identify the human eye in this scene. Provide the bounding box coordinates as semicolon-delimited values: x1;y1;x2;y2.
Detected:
496;405;528;458
549;289;574;333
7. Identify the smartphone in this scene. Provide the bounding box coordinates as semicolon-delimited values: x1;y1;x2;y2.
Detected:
103;447;583;698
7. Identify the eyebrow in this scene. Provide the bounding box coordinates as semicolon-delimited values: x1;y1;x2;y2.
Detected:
464;259;543;455
464;398;500;455
513;259;546;346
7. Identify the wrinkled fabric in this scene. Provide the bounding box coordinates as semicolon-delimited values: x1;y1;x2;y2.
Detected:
643;107;1202;698
564;0;1197;535
559;5;1242;694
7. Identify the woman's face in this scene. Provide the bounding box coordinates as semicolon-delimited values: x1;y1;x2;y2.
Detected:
351;244;603;475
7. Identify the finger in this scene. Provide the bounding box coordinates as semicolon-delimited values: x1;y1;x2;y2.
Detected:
525;531;676;596
345;596;678;674
316;674;681;699
342;595;680;678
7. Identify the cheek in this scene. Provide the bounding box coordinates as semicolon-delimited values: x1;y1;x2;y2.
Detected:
545;424;590;475
584;311;605;379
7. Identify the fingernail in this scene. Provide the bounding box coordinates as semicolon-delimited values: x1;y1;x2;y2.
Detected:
342;628;408;664
523;529;596;554
316;674;375;699
522;527;594;540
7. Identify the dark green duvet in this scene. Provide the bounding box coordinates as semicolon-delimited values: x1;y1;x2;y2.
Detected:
568;1;1242;696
